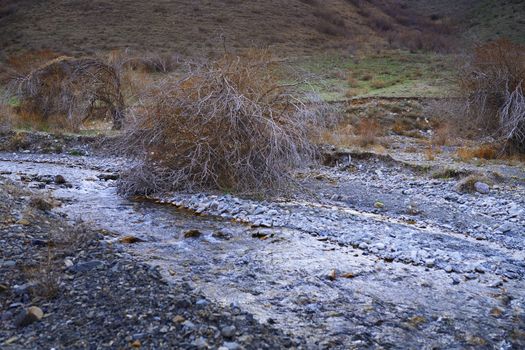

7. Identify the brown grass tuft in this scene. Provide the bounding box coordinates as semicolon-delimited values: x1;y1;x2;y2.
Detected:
456;144;499;161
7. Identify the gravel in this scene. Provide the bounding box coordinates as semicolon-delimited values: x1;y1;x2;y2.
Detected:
0;178;302;349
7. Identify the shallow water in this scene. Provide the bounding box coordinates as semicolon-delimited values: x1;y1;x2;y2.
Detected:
1;153;524;349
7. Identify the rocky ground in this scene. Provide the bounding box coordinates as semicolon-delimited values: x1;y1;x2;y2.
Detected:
0;178;301;349
0;127;524;349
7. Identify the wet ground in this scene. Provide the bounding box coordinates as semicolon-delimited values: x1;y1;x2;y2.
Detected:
1;151;524;349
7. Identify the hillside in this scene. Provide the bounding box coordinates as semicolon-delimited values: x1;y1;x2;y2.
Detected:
405;0;525;43
0;0;451;58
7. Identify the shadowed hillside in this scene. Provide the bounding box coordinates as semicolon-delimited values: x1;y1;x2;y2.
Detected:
0;0;453;57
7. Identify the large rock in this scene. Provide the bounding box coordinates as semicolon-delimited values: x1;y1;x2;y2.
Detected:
14;306;44;328
474;182;490;194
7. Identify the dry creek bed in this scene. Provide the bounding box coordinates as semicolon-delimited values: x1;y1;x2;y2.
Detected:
0;149;524;349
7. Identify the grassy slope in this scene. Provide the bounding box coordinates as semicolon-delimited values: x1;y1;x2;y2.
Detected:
1;0;522;103
405;0;525;43
294;51;453;101
464;0;525;43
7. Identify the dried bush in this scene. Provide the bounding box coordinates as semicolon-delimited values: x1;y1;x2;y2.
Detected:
458;39;525;152
117;52;324;195
7;56;124;130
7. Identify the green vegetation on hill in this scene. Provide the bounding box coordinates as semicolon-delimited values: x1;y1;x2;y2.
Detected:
465;0;525;43
295;51;453;101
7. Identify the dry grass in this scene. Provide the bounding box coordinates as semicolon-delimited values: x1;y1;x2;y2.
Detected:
370;79;388;89
456;144;498;161
355;118;382;146
318;118;383;148
431;122;453;146
424;147;436;161
117;51;325;195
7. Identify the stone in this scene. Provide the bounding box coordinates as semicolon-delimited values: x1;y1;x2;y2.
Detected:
196;299;209;307
464;273;477;280
0;284;9;293
475;265;486;273
192;337;208;349
54;175;67;184
69;260;103;273
358;242;369;250
183;229;202;238
119;236;145;244
14;306;44;328
3;260;16;268
182;320;196;330
424;259;435;268
212;230;232;240
223;342;241;350
16;219;30;226
374;201;385;209
221;325;236;338
172;315;185;323
474;182;490;194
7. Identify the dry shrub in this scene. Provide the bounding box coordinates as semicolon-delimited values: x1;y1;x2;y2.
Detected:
317;123;355;147
117;51;323;195
456;144;498;161
7;56;124;130
458;39;525;152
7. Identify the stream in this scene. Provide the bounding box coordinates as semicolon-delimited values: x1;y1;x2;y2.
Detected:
1;152;524;349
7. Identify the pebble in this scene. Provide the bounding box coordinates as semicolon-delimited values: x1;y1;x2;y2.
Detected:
193;337;208;349
183;229;202;238
69;260;104;273
223;342;241;350
424;259;435;268
54;174;67;184
196;299;209;307
358;242;369;250
221;325;236;338
14;306;44;328
474;182;490;194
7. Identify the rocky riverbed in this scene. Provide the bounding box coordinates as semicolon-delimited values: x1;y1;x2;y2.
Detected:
0;142;524;349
